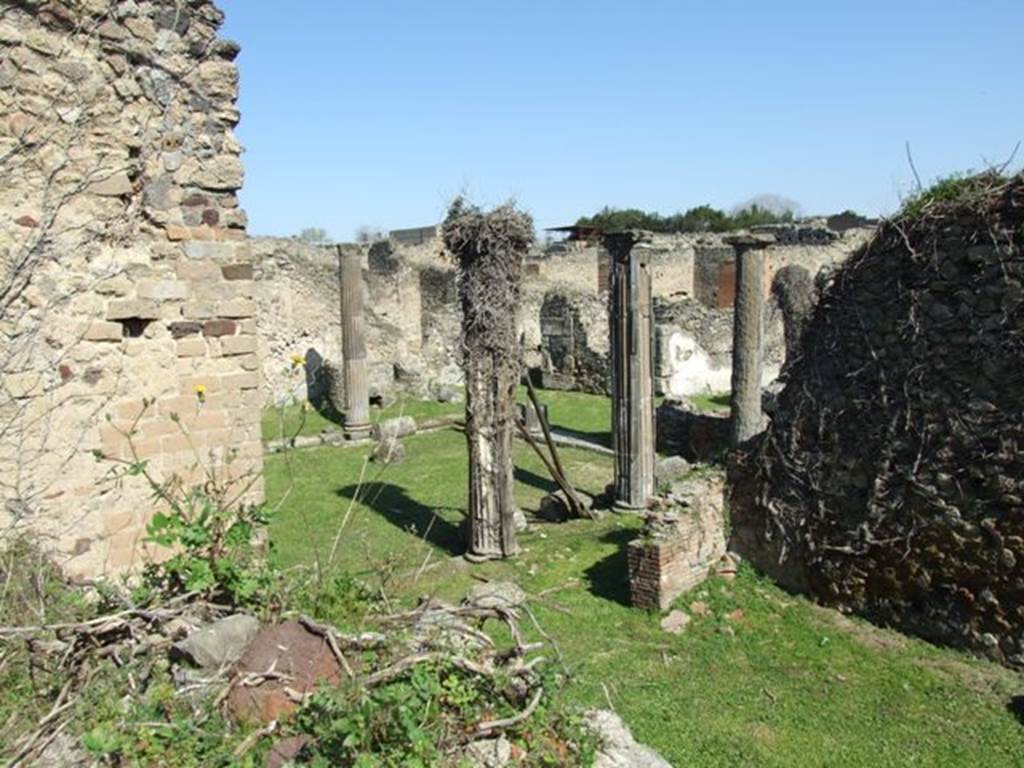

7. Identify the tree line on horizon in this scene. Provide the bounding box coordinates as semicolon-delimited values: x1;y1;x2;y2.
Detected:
575;203;797;234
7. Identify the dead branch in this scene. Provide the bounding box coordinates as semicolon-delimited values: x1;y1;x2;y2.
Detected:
470;687;543;739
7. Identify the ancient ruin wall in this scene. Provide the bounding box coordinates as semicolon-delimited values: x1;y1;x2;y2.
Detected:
530;230;869;396
628;475;727;610
255;228;868;406
0;1;260;578
537;289;609;394
252;237;461;407
251;238;341;405
731;174;1024;665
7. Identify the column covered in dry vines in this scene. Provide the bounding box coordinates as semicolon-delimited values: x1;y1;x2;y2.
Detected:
727;234;772;446
337;245;371;440
605;230;655;509
443;199;533;560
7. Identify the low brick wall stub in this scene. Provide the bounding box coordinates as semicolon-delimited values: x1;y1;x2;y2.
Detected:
628;475;727;610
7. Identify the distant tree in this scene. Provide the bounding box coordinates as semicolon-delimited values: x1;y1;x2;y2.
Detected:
297;227;330;245
730;194;802;219
673;205;731;233
354;226;387;244
577;207;664;232
731;204;796;229
576;199;798;235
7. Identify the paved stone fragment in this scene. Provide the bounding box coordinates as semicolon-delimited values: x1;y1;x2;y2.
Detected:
171;614;261;670
226;621;343;724
464;581;527;611
372;435;405;464
373;415;416;440
463;736;512;767
585;709;673;768
660;609;691;634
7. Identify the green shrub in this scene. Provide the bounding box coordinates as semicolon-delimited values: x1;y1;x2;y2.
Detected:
140;488;274;608
900;171;1008;219
290;571;381;630
292;663;598;767
96;398;278;610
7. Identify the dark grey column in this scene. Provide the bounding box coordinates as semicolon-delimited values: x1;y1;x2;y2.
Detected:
337;245;371;440
725;234;774;446
605;230;655;509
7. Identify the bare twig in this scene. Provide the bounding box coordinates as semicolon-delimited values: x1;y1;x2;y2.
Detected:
231;720;278;760
298;615;355;678
470;687;543;739
905;140;923;193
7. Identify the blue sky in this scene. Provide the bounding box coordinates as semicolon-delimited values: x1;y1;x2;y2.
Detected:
219;1;1023;241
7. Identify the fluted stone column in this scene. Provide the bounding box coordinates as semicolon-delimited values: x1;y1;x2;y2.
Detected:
726;233;774;446
442;199;533;561
337;245;371;440
606;230;655;509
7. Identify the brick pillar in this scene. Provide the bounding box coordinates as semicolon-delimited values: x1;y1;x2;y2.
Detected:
606;230;655;509
337;246;371;440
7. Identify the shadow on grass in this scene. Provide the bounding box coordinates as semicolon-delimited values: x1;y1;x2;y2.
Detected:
514;465;559;495
583;526;636;606
315;400;345;428
1008;695;1024;726
336;482;464;557
548;425;613;449
305;391;345;430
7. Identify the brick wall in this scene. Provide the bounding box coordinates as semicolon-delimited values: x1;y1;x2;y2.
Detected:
628;476;727;610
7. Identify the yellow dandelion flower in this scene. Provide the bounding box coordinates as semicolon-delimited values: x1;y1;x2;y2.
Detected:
290;353;307;368
194;383;207;402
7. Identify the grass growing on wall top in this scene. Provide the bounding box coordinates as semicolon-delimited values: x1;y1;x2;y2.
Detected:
899;170;1010;219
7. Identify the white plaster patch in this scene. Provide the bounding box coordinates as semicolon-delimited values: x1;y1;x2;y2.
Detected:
663;331;779;397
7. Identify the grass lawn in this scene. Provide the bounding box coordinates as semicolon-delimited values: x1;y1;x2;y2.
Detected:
261;395;464;442
263;392;1024;767
689;390;730;413
262;387;730;445
261;386;615;444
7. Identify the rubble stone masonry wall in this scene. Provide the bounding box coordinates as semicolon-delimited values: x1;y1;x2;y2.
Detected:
0;1;260;578
731;174;1024;665
251;237;463;408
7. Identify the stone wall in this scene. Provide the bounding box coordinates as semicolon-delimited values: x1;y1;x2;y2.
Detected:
255;226;870;406
653;296;781;396
526;229;869;396
537;289;609;394
0;0;260;578
251;238;340;405
730;174;1024;666
252;237;461;407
